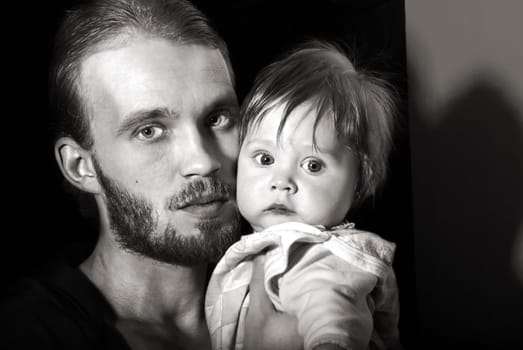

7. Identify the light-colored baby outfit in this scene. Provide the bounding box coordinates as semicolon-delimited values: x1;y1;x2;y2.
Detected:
205;222;401;350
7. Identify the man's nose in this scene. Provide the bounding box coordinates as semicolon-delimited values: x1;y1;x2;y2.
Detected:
270;175;297;194
178;128;221;177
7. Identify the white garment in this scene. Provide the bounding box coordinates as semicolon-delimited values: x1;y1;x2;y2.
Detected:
205;222;401;350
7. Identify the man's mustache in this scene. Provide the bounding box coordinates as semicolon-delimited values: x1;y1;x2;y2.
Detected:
168;176;235;210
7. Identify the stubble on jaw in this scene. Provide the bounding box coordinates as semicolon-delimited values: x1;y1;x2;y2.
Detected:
92;158;240;266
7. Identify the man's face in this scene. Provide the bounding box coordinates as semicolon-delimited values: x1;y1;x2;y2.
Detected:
237;102;358;231
79;39;240;265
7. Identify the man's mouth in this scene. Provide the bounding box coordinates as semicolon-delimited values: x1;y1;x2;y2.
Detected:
176;194;229;209
264;204;295;215
173;194;231;218
167;176;235;218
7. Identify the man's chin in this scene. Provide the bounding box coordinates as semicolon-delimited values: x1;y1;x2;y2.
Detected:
151;207;240;264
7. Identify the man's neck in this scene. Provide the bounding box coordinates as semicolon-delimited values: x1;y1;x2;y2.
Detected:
79;234;211;349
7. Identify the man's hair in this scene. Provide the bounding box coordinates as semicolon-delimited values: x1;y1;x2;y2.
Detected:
50;0;233;149
240;40;397;205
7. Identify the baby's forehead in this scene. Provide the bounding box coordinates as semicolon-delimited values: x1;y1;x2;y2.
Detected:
248;97;331;127
246;103;344;146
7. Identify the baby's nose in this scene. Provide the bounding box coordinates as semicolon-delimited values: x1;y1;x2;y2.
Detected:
270;176;297;194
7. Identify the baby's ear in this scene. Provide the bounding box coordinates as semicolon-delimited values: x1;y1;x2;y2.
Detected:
54;137;102;194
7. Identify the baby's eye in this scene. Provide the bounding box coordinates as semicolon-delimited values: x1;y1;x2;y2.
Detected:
136;125;165;141
254;152;275;166
301;158;324;173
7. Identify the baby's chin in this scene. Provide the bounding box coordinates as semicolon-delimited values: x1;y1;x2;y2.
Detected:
252;215;310;232
249;213;345;232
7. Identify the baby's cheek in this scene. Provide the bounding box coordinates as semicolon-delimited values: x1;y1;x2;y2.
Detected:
237;190;259;225
308;193;348;227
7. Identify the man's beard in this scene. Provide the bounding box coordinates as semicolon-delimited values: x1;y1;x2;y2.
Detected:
92;158;240;266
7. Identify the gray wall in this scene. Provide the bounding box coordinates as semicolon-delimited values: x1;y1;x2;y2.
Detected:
406;0;523;347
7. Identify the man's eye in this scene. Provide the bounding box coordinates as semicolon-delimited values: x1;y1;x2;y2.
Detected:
136;126;164;141
206;112;235;129
254;152;275;166
301;158;324;173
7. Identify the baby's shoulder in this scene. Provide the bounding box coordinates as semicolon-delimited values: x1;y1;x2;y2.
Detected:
327;223;396;266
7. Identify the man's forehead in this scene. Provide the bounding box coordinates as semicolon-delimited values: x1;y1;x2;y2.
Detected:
78;38;235;119
80;38;230;80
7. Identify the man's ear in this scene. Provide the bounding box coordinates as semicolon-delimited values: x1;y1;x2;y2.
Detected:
54;137;101;194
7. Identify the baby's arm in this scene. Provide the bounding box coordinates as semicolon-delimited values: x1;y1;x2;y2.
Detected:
279;244;377;350
244;255;303;350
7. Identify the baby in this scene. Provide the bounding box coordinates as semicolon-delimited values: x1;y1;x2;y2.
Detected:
205;40;402;350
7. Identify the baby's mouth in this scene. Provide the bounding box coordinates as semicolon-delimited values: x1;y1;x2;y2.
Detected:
264;204;295;215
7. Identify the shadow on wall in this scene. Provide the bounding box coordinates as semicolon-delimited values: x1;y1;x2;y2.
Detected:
410;72;523;348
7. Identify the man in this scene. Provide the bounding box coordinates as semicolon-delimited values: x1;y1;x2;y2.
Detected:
2;0;299;348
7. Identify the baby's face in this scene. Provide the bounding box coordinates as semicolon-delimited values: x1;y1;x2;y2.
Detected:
237;102;358;231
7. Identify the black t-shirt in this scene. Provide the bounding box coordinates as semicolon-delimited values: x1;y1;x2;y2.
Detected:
1;260;131;349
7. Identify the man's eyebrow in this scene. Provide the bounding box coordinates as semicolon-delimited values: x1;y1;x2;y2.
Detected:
203;93;239;115
117;108;177;135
